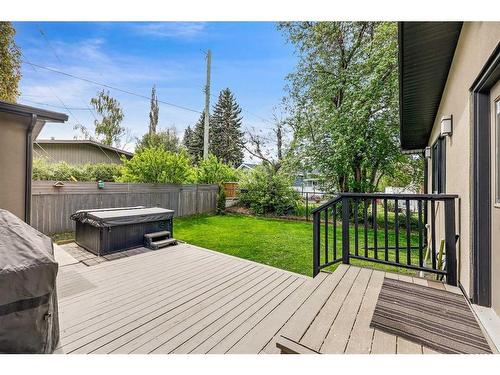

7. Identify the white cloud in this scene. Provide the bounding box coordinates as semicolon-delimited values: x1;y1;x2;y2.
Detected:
20;33;205;144
133;22;206;39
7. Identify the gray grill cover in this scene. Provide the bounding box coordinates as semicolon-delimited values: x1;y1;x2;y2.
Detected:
71;206;175;228
0;209;59;353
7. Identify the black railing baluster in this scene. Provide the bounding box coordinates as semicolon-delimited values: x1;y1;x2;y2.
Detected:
354;199;359;257
310;193;457;280
306;193;309;221
384;198;389;261
418;200;423;267
313;211;320;277
364;199;368;258
333;203;337;260
395;198;399;264
324;208;329;264
406;199;411;265
444;199;457;285
373;198;378;260
341;197;350;264
431;200;437;270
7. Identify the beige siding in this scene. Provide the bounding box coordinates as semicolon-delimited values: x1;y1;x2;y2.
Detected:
0;112;27;221
34;143;128;165
426;22;500;303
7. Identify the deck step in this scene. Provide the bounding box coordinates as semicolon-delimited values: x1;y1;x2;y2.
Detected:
144;231;171;239
276;335;319;354
148;237;177;250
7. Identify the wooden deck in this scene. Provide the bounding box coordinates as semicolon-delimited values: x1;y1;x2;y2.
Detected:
56;243;312;354
55;243;491;354
273;264;469;354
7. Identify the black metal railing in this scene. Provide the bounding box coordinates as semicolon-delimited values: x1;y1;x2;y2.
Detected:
312;193;458;285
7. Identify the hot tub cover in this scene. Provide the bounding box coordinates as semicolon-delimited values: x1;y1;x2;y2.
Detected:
71;206;175;228
0;209;59;353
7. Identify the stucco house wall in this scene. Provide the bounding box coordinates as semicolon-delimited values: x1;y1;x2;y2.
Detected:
425;22;500;311
0;112;28;220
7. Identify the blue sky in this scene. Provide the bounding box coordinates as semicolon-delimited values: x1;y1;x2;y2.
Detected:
13;22;296;151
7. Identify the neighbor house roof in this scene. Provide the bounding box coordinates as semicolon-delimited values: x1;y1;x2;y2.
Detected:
398;22;463;151
237;162;259;170
35;139;134;157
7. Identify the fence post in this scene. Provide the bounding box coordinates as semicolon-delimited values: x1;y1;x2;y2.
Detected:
342;196;350;264
444;198;458;286
313;211;320;277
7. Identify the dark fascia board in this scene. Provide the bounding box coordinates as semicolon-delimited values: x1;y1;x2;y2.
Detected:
0;100;68;123
398;22;463;150
35;139;134;157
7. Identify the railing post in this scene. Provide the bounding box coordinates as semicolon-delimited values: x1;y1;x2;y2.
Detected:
342;197;350;264
444;198;458;286
313;211;320;277
306;192;309;221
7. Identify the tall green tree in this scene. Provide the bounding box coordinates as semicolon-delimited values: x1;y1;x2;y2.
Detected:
90;90;125;146
183;125;193;150
184;112;205;164
210;88;244;167
136;127;180;152
149;85;159;135
280;22;406;192
0;22;22;102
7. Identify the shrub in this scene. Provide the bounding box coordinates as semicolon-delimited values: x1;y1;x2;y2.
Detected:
118;146;192;184
195;155;238;184
216;184;226;214
33;158;123;182
239;166;300;216
32;158;55;180
83;163;122;182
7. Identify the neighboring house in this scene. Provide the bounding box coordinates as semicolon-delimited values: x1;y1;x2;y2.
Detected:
236;162;259;171
0;101;67;223
34;139;133;165
384;186;419;211
293;170;326;194
399;22;500;316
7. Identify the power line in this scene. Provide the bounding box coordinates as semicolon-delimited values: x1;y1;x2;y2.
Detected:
33;27;103;134
37;25;63;64
22;60;202;114
19;97;92;111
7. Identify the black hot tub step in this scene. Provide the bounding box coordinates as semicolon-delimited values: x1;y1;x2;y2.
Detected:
149;237;177;250
144;230;171;239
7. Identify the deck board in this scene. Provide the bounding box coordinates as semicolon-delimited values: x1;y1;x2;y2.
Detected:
57;243;309;354
56;244;487;354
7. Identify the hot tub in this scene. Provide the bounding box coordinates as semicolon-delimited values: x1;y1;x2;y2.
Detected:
71;206;174;256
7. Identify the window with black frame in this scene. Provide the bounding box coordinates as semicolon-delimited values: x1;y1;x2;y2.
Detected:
432;137;446;194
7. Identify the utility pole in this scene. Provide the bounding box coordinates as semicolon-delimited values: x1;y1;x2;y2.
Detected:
203;49;211;159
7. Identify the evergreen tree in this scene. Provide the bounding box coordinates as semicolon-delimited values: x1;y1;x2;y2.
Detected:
149;85;159;135
184;113;205;164
209;88;244;167
183;126;193;149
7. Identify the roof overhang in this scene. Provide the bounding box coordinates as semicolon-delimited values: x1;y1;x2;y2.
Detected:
0;100;68;123
0;100;68;139
398;22;463;151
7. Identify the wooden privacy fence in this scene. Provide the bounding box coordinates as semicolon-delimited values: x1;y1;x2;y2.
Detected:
31;181;219;235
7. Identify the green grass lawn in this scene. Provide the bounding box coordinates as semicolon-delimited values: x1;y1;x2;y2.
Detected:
175;213;422;277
